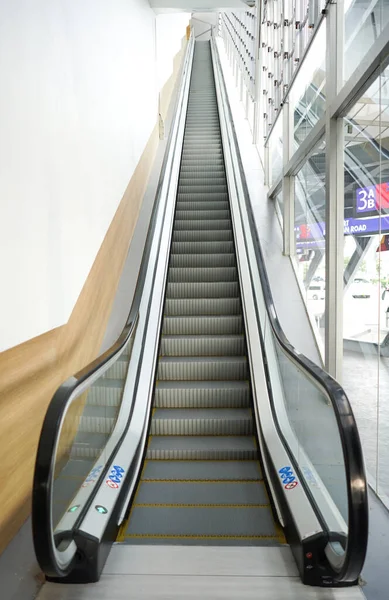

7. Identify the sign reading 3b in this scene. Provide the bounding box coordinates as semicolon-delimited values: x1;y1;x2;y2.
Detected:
356;182;389;215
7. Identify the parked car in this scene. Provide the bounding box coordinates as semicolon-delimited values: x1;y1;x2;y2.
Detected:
349;278;372;298
307;282;325;300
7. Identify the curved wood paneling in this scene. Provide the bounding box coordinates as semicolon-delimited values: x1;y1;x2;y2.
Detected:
0;34;187;556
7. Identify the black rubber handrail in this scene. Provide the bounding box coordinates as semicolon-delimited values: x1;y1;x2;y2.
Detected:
211;37;368;584
32;35;194;578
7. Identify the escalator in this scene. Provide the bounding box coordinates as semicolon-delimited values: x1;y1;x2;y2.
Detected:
32;37;368;597
120;42;280;545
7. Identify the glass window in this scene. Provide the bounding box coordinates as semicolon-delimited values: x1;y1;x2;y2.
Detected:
269;113;283;186
342;62;389;507
275;190;283;226
290;20;326;148
344;0;389;83
294;139;326;353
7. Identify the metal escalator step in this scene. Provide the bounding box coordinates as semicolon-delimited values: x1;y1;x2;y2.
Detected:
60;457;95;479
180;164;225;172
184;126;220;131
101;356;129;379
184;124;219;128
180;162;225;170
164;297;240;316
178;165;227;175
186;111;218;114
155;381;250;408
182;149;222;156
172;229;233;242
87;379;124;406
171;240;233;254
180;156;224;163
177;192;228;202
162;315;243;335
179;170;225;178
151;408;253;436
182;135;222;141
177;178;226;188
179;167;224;175
70;431;109;459
175;210;230;221
168;266;236;282
160;334;245;356
177;185;228;195
174;219;232;231
125;506;278;539
183;143;222;149
142;460;261;480
185;117;219;122
167;281;238;299
169;254;235;269
157;356;248;381
135;481;267;505
78;404;119;434
176;196;230;211
146;435;257;460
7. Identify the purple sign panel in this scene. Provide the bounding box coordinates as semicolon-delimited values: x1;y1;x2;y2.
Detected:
355;182;389;216
295;215;389;248
356;186;377;213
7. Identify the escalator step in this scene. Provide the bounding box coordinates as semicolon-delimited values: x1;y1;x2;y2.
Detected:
164;297;240;316
101;356;130;380
169;253;235;269
135;481;267;505
78;404;119;434
168;266;237;282
154;380;251;408
178;185;228;195
175;201;229;211
146;435;257;460
157;356;248;381
173;219;232;231
170;241;234;254
162;315;243;335
177;192;229;202
166;281;239;299
175;210;230;221
151;408;253;436
125;506;278;539
87;379;124;406
160;334;245;357
142;460;261;480
172;229;233;242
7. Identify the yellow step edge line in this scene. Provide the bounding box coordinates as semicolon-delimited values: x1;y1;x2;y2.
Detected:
123;534;280;540
133;503;271;508
117;458;149;542
275;520;287;545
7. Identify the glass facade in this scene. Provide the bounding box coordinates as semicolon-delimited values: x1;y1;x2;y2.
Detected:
290;21;326;146
344;0;389;83
269;114;283;186
219;0;389;509
342;63;389;500
294;140;326;348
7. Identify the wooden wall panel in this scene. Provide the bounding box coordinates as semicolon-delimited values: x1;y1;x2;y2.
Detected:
0;35;187;556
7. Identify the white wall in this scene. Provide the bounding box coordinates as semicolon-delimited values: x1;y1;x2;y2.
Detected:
0;1;188;352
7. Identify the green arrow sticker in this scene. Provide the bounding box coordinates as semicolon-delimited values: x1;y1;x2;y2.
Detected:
68;505;80;513
95;505;108;515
